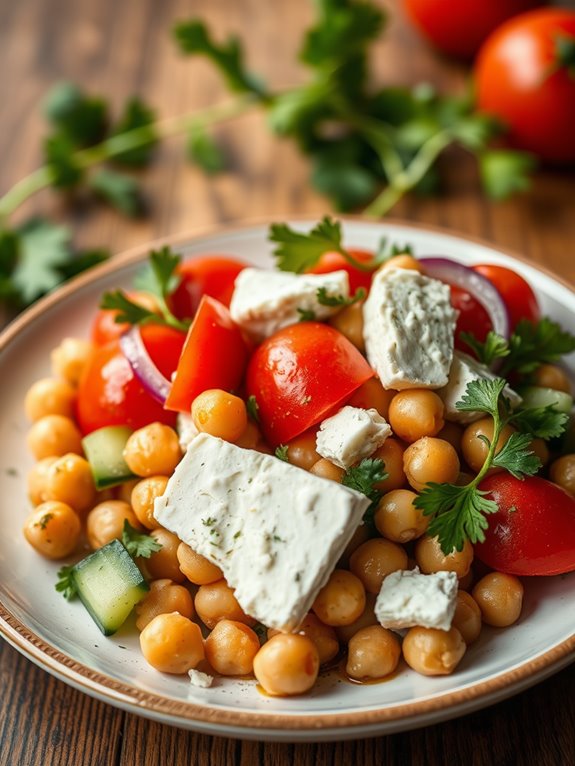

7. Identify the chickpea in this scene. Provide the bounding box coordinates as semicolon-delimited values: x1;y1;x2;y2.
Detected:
286;429;320;470
312;569;366;626
27;415;83;460
532;364;571;394
549;454;575;495
374;489;428;543
349;538;408;594
336;593;378;644
195;579;255;629
140;612;204;674
472;572;524;628
309;458;345;482
388;390;445;443
415;535;474;579
452;591;482;645
346;625;401;681
177;542;223;585
115;478;139;504
27;456;58;505
530;438;549;467
328;301;365;352
296;613;339;665
253;634;319;696
24;377;77;422
135;579;195;631
86;500;141;550
235;421;264;450
403;626;466;676
379;254;422;274
191;389;247;443
347;379;396;420
437;422;463;455
44;454;96;515
131;476;168;529
403;437;460;492
204;620;260;676
371;438;406;493
23;501;81;559
50;338;92;387
146;529;186;582
123;423;182;477
461;418;515;474
339;523;371;567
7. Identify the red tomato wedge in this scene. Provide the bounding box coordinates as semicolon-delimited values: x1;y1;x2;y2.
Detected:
165;295;249;413
170;256;247;320
450;284;494;352
307;249;375;294
246;322;374;446
76;333;182;435
476;474;575;576
472;264;540;331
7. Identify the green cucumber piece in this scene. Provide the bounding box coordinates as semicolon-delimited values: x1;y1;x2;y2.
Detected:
72;539;148;635
520;386;573;415
82;425;136;489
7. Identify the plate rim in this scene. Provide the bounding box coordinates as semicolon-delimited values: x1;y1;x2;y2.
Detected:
1;216;574;734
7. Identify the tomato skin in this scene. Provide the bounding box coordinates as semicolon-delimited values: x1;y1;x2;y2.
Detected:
165;296;249;413
307;249;375;294
475;9;575;162
472;264;540;331
245;322;374;446
450;284;494;352
404;0;542;60
476;474;575;575
170;256;247;320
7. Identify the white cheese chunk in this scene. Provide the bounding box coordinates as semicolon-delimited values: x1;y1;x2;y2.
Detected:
229;268;350;342
154;433;370;631
316;406;392;469
188;668;213;689
375;568;458;631
438;351;522;424
363;269;457;390
176;413;199;451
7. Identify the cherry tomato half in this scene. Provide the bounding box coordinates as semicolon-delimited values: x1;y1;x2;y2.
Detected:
76;325;185;434
165;296;249;413
170;256;247;320
475;9;575;162
450;284;493;352
472;264;540;331
246;322;374;446
307;249;375;295
476;474;575;575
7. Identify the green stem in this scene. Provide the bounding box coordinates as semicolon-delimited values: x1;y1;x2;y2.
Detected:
470;408;503;490
0;95;257;222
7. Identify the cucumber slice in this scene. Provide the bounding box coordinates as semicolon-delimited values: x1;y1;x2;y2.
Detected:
72;539;148;635
520;386;573;415
82;425;136;489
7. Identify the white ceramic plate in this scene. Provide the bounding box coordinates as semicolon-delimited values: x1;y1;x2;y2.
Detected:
0;220;573;742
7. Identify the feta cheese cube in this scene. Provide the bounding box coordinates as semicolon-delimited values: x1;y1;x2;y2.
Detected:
176;413;199;451
229;268;350;342
363;269;457;389
375;568;458;631
154;433;370;631
438;351;522;424
316;406;392;469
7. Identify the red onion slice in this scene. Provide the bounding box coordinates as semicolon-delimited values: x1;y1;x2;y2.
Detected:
419;257;510;339
120;326;172;404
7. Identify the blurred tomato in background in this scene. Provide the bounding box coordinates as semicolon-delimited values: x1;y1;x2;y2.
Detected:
404;0;544;59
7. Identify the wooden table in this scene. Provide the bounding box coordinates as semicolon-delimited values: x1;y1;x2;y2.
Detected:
1;0;574;763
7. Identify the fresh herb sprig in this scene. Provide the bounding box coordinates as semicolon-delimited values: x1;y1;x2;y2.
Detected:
122;520;163;559
55;564;78;601
316;286;366;308
414;378;567;554
342;457;388;527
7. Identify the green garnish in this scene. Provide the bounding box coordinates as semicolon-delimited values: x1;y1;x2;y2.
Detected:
275;445;289;462
246;394;260;424
55;565;78;601
297;307;317;322
316;286;366;308
122;520;162;559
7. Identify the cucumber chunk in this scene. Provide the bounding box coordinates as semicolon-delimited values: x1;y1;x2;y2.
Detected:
72;539;148;635
82;425;136;489
520;386;573;415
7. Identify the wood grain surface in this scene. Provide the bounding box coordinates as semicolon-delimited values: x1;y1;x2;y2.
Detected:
0;0;574;764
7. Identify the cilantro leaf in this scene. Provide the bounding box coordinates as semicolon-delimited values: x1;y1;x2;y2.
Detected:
316;286;365;307
187;123;226;174
490;432;541;478
88;168;145;217
502;318;575;375
459;330;510;367
269;217;344;273
55;564;78;601
275;445;289;462
110;97;158;167
11;219;73;305
43;81;108;147
44;134;84;188
510;405;569;441
479;149;537;201
455;377;506;416
297;307;317;321
122;520;162;559
246;395;260;423
342;458;387;502
99;291;158;325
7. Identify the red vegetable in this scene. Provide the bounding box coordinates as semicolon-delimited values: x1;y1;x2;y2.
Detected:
245;322;374;446
475;9;575;162
306;249;375;294
476;474;575;575
165;295;249;413
450;284;494;351
472;264;540;330
170;256;247;320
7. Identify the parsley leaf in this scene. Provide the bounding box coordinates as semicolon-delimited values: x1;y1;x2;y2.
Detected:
510;405;569;441
491;432;541;478
11;219;73;305
246;395;260;423
297;307;317;321
455;377;506;415
459;330;510;367
55;564;78;601
479;150;537;201
375;237;414;264
122;520;162;559
110;97;158;167
43;81;108;147
502;318;575;375
99;290;158;325
44;134;84;188
316;286;366;308
270;217;345;274
187;123;226;174
342;458;387;502
88;168;145;217
275;445;289;462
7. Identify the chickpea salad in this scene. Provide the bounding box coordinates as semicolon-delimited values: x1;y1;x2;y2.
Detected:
22;217;575;697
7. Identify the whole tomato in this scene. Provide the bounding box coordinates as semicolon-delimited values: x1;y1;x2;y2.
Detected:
475;9;575;162
404;0;543;60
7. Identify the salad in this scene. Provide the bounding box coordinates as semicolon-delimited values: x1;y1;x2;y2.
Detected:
21;217;575;697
